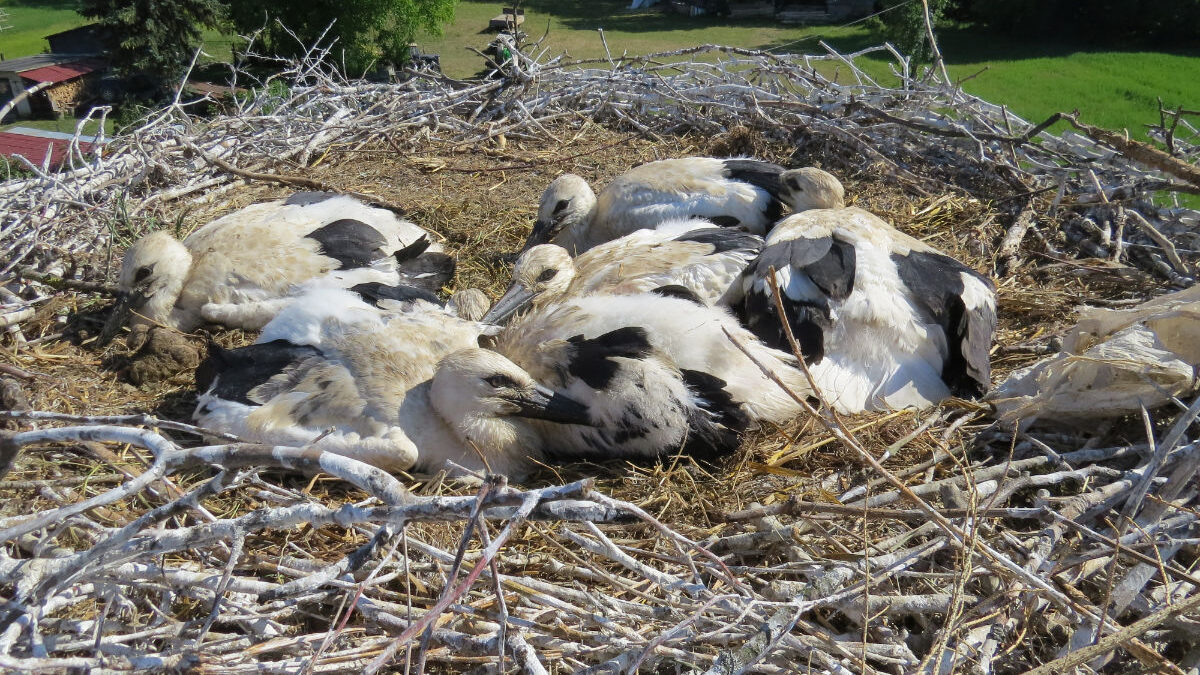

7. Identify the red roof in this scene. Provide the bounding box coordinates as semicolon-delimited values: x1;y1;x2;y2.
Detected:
0;132;95;170
19;61;99;84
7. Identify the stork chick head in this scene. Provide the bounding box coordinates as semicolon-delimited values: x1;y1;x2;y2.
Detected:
780;167;846;211
447;288;492;323
113;231;194;331
523;174;597;250
481;245;575;325
430;348;592;468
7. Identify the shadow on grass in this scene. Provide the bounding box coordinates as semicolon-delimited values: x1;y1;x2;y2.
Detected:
1;0;82;9
517;0;790;34
760;23;1200;64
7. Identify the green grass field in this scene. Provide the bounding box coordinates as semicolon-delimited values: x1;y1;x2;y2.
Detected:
0;0;87;62
1;0;1197;144
417;1;1199;142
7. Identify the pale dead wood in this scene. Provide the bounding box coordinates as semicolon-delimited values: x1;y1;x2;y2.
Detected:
0;31;1197;675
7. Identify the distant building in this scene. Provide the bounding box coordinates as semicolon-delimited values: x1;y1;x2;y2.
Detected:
0;24;108;122
0;54;106;121
45;24;110;56
0;126;104;170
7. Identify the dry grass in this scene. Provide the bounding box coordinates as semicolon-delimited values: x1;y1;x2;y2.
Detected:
0;122;1185;673
4;122;1160;492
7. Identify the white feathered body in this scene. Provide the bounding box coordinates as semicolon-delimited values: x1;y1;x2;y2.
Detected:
122;194;442;331
493;294;810;425
568;220;762;303
194;289;485;472
550;158;783;254
738;207;996;412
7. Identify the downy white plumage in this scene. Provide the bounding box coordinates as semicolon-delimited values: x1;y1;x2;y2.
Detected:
483;219;763;324
732;205;997;412
776;167;847;212
193;288;590;476
523;157;788;254
491;293;814;428
113;192;452;333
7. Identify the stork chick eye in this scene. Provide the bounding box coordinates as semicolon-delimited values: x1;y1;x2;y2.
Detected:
535;268;558;283
786;178;803;192
134;266;153;283
484;374;518;388
552;199;570;215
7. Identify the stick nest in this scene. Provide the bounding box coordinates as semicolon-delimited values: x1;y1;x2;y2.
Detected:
1;39;1199;673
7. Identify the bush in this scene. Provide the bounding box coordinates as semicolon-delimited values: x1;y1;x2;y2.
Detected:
873;0;954;64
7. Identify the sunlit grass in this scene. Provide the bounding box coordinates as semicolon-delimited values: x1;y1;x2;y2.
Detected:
0;0;88;60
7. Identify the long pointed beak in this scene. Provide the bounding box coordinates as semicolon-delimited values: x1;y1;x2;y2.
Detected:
480;284;535;325
511;383;592;426
98;289;141;346
521;219;556;252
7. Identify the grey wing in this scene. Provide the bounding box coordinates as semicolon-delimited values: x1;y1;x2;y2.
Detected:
958;271;997;396
892;250;996;398
742;235;856;360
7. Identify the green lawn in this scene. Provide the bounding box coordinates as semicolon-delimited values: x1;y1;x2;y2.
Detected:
0;115;113;136
1;0;1196;147
416;0;874;80
0;0;88;61
417;1;1199;143
937;33;1200;140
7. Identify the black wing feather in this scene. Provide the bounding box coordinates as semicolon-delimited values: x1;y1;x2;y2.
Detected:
672;227;764;255
196;339;323;405
892;250;994;398
721;159;786;197
679;368;749;462
285;191;341;206
396;251;456;294
306;219;388;270
350;282;442;308
651;285;705;305
743;236;856;361
565;327;654;389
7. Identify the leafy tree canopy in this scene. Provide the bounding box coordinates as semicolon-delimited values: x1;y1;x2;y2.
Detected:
78;0;226;88
872;0;954;64
226;0;458;76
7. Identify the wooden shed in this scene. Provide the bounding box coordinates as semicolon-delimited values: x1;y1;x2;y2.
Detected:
0;54;106;120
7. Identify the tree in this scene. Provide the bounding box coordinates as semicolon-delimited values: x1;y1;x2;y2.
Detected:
226;0;458;76
873;0;954;65
78;0;226;89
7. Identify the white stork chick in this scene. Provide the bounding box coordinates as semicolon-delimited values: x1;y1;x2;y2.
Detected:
489;324;750;466
733;207;997;412
524;157;788;254
483;219;763;324
446;288;493;322
113;192;452;333
491;293;814;426
193;292;589;475
777;167;846;212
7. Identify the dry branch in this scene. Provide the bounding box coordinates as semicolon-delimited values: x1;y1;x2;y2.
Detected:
0;34;1197;674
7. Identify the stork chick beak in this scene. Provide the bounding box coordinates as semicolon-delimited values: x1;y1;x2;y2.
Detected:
481;283;535;325
521;219;556;251
97;288;143;346
510;384;592;426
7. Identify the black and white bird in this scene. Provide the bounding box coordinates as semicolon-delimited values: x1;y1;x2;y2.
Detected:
523;157;788;254
113;192;453;332
483;219;763;324
487;318;750;469
491;293;814;428
732;205;997;412
193;288;591;476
